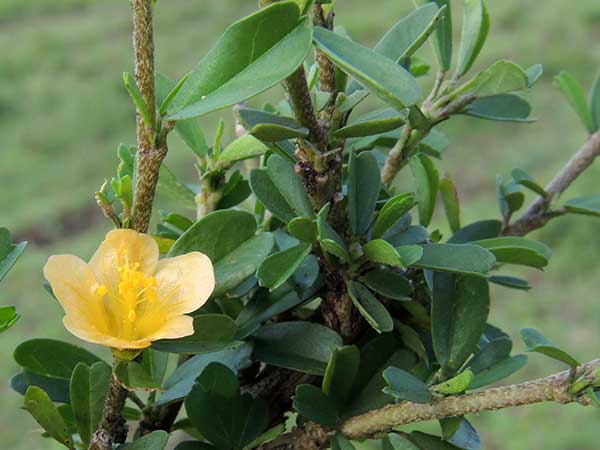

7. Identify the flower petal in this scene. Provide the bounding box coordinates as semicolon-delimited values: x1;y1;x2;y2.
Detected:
88;229;159;295
146;315;195;341
63;315;152;350
154;252;215;317
44;255;99;319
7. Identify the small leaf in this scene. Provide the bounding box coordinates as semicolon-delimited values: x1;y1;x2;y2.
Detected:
468;354;528;390
127;431;169;450
348;151;382;235
24;386;74;448
266;155;314;219
382;366;431;403
322;346;361;408
313;27;422;109
373;193;416;239
472;237;552;269
317;203;350;262
347;280;394;334
219;134;270;164
449;220;501;244
415;0;452;70
123;71;153;130
257;243;312;290
167;4;312;120
446;419;482;450
590;72;600;132
420;128;450;159
250;169;296;222
488;275;531;290
455;60;528;98
410;153;439;227
0;227;27;283
334;108;406;138
468;337;512;374
413;243;496;277
440;176;461;232
564;195;600;216
360;269;413;301
395;245;425;267
433;274;490;373
293;384;339;427
236;107;308;141
511;168;546;196
497;176;524;216
331;434;357;450
114;360;163;391
287;217;318;243
526;64;544;88
435;369;474;395
406;431;463;450
554;71;595;133
0;305;20;333
363;239;406;269
157;165;197;210
456;0;489;77
465;94;533;122
521;328;580;368
251;322;342;375
11;372;70;403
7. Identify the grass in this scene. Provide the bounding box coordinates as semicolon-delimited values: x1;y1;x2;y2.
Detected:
1;1;599;449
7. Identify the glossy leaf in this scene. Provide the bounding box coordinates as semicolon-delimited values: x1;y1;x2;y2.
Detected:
521;328;579;368
127;431;169;450
347;281;394;334
455;60;528;98
469;354;528;390
416;0;452;70
115;360;163;391
511;168;546;196
456;0;489;77
395;245;425;267
526;64;543;88
436;369;474;394
0;305;20;333
489;275;531;290
410;153;439;227
591;72;600;131
257;243;312;290
322;346;361;408
250;169;296;222
348;151;381;234
446;419;482;450
473;236;551;269
360;269;413;301
564;195;600;216
433;273;490;373
440;176;461;232
293;384;339;427
449;220;502;244
465;94;533;122
334;108;406;138
167;3;312;120
287;217;318;243
382;366;431;403
11;371;70;404
24;386;74;448
554;71;595;133
219;134;270;164
363;239;406;269
251;322;342;375
313;27;422;110
468;337;512;374
413;243;496;276
157;164;197;210
317;203;350;262
14;339;104;380
373;193;416;239
0;227;27;283
266;155;314;219
236;107;308;141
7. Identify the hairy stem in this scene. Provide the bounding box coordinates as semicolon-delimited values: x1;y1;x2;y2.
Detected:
89;373;129;450
503;130;600;236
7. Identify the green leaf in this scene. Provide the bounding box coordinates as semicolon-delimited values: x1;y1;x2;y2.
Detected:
334;108;406;138
293;384;339;427
11;371;70;404
406;431;463;450
185;363;268;450
157;164;197;211
69;362;111;447
257;243;312;290
167;4;312;120
153;314;239;354
440;176;461;232
564;195;600;216
347;281;394;334
468;337;512;374
331;434;358;450
158;344;252;405
250;169;296;222
266;155;314;219
123;71;153;130
472;237;552;269
416;0;452;70
219;134;270;164
446;420;482;450
432;273;490;373
511;168;546;196
455;60;528;98
449;220;501;244
456;0;489;77
115;360;163;391
322;346;361;408
382;433;419;450
526;64;544;88
373;193;416;239
521;328;580;368
554;71;595;133
395;245;425;266
316;203;350;262
127;431;169;450
382;366;431;403
0;305;20;333
287;217;318;243
413;243;496;276
14;339;104;380
251;322;342;375
236;107;308;141
489;275;531;290
219;173;252;210
468;354;528;390
360;269;413;301
436;369;474;394
590;72;600;132
0;227;27;283
313;27;422;109
348;151;382;235
364;239;406;269
465;94;533;122
24;386;74;448
410;153;439;227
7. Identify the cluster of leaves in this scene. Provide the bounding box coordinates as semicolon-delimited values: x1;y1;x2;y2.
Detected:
10;1;600;450
0;228;26;334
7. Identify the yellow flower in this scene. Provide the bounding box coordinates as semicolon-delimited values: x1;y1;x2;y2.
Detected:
44;229;214;350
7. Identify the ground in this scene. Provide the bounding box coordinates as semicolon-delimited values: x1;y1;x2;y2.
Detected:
1;1;599;449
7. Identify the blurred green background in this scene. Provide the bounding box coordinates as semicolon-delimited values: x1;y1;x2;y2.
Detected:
1;1;599;449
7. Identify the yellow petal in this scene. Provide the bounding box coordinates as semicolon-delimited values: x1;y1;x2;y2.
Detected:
88;229;159;295
147;315;195;341
154;252;215;317
43;255;99;319
63;315;152;350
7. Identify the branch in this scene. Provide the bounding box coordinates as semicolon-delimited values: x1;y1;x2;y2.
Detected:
503;130;600;236
261;359;600;450
89;374;129;450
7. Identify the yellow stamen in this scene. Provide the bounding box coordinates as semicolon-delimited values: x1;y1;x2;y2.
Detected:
128;309;137;322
